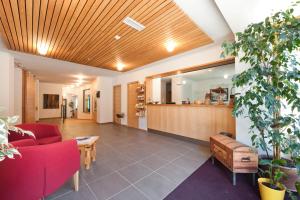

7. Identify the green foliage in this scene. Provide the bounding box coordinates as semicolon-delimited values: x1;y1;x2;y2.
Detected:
260;159;286;187
0;109;34;161
222;3;300;194
222;4;300;163
296;181;300;195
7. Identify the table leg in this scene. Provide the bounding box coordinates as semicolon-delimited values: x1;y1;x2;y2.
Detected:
92;143;96;162
85;146;91;170
233;172;236;186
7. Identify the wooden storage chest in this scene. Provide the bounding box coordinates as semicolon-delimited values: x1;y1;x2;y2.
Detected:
210;134;258;185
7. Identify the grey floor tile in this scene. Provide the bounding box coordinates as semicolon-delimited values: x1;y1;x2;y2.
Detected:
88;173;130;200
171;156;203;173
155;149;182;161
156;163;191;185
118;163;153;183
183;150;210;162
135;173;176;200
109;186;148;200
81;163;114;183
49;186;96;200
139;155;169;171
42;120;209;199
45;175;86;200
102;156;133;171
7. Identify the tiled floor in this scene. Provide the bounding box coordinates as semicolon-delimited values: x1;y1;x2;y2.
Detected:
43;119;211;200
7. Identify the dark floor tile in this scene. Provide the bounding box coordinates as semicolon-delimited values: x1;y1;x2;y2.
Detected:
89;173;130;200
118;163;153;183
109;186;149;200
81;163;114;183
157;163;191;185
139;155;169;171
171;156;203;173
45;175;86;200
135;173;176;200
49;186;96;200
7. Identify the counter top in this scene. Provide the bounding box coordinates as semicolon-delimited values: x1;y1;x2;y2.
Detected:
147;103;233;108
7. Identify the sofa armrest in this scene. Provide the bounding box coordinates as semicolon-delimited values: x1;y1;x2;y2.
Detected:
42;139;80;196
0;146;45;200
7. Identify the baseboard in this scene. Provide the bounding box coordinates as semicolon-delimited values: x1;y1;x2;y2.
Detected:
148;129;210;146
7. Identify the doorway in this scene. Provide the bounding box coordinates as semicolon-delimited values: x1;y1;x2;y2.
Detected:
70;95;78;118
113;85;121;124
127;81;139;128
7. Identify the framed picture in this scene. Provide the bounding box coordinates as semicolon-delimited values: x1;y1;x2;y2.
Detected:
210;87;229;102
43;94;59;109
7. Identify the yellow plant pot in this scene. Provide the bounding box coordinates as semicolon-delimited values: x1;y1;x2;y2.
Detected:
258;178;286;200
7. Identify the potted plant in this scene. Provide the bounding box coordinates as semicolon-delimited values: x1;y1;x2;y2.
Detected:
221;2;300;198
0;114;34;161
258;159;286;200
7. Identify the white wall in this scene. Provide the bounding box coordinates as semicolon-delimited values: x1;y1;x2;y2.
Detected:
152;78;162;103
14;67;23;122
113;42;228;129
39;82;63;119
95;76;113;123
0;51;14;116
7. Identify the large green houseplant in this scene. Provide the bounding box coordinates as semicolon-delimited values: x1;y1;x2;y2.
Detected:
0;115;34;161
221;3;300;196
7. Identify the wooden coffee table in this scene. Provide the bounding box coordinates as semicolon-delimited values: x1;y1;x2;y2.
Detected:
76;136;99;170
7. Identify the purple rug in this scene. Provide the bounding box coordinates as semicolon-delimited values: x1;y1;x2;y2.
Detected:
165;159;259;200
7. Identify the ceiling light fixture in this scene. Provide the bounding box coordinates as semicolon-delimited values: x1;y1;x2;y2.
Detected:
37;42;49;55
117;62;125;71
114;35;121;40
123;17;145;31
165;40;176;52
224;74;229;79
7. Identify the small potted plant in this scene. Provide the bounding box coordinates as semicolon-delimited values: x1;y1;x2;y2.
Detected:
258;159;286;200
0;114;34;161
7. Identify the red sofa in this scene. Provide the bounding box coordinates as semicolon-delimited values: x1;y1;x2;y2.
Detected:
0;123;80;200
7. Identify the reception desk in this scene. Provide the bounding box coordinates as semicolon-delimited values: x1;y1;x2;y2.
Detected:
147;104;236;142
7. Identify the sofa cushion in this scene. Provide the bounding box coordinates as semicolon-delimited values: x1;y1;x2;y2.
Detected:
10;139;37;147
37;136;62;145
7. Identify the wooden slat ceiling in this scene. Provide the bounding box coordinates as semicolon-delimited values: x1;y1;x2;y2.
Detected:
0;0;213;71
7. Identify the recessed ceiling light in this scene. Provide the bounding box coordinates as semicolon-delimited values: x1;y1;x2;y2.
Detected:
117;62;125;71
165;40;176;52
37;42;49;55
123;17;145;31
208;69;213;72
224;74;229;79
114;35;121;40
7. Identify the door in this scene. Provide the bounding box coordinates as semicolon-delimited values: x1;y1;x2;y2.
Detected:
113;85;121;124
127;82;139;128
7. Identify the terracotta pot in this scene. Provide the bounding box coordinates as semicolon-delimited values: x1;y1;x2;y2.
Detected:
280;165;300;192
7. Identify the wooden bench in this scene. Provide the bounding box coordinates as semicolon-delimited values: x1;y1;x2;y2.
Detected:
210;134;258;185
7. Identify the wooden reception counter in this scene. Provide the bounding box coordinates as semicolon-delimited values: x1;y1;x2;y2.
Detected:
147;104;236;142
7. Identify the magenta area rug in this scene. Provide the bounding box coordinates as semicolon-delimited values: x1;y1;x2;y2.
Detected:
165;158;260;200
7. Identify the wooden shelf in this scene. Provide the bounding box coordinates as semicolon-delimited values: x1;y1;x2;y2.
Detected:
136;83;146;117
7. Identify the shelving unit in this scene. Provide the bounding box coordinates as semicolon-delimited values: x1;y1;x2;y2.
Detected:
136;83;146;117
